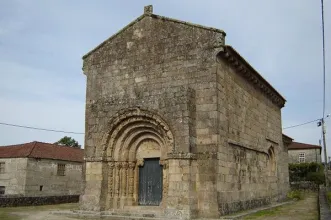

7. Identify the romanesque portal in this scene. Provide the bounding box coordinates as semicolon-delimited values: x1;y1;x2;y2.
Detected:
101;109;173;208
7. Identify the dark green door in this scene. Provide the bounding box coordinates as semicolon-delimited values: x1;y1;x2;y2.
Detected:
138;158;163;206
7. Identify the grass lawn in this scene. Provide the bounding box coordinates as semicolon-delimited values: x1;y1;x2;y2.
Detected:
243;192;318;220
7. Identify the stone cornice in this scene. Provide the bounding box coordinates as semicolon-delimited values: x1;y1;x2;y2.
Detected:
217;45;286;108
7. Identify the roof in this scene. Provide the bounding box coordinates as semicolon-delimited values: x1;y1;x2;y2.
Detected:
288;142;321;151
217;46;286;107
0;141;84;162
282;134;293;145
82;7;225;59
282;134;293;141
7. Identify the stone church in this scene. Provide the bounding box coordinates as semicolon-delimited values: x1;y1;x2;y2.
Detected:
80;5;289;219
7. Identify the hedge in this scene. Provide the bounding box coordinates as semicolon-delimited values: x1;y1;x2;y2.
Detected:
289;162;325;185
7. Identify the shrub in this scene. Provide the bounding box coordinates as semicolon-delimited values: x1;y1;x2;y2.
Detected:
287;190;304;200
289;162;324;183
306;172;325;185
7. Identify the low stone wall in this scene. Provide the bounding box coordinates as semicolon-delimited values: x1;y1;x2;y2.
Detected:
318;186;331;220
290;181;319;191
0;195;79;207
218;197;271;215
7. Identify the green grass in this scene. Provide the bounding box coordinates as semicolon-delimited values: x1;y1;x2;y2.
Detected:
287;190;304;200
243;207;281;219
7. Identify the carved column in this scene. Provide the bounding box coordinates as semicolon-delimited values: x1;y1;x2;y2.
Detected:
128;162;135;205
160;160;168;206
119;162;128;207
107;162;115;209
121;162;128;197
114;162;121;208
134;159;144;205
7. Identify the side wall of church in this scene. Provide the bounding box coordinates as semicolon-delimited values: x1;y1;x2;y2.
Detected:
216;59;289;215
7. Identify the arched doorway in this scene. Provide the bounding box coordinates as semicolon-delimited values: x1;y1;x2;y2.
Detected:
101;108;174;209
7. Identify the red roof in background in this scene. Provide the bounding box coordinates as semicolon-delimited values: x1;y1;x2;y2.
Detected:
288;142;321;150
0;141;84;162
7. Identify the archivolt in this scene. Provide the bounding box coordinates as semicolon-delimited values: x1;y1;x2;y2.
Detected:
101;107;174;161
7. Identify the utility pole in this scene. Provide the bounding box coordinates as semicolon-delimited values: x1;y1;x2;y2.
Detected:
322;118;328;186
320;0;328;187
319;115;329;187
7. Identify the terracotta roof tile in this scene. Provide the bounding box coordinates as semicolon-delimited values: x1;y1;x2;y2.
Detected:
0;141;84;162
288;142;321;150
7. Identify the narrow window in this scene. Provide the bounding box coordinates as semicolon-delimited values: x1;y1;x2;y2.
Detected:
0;186;5;195
57;164;66;176
268;146;276;175
299;152;305;163
40;185;43;191
0;162;5;173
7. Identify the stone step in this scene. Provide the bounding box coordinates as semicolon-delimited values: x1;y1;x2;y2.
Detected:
52;210;169;220
102;208;165;218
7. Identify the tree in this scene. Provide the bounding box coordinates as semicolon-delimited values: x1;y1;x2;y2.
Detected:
54;136;80;148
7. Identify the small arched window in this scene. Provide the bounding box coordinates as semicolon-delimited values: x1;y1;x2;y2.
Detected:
268;146;276;175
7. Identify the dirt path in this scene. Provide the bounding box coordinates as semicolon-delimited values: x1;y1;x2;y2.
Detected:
244;192;318;220
2;192;319;220
1;203;79;220
22;211;77;220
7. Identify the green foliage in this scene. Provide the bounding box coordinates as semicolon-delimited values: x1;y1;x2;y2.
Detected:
54;136;80;148
289;162;325;185
287;190;304;200
306;172;325;185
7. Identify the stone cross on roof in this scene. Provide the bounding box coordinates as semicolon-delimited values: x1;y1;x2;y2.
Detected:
144;5;153;14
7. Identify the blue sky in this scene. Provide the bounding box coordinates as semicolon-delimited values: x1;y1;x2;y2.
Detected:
0;0;330;159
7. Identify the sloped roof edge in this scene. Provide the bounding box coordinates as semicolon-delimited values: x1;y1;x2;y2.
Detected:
217;45;286;108
82;13;226;60
288;142;322;150
0;141;84;162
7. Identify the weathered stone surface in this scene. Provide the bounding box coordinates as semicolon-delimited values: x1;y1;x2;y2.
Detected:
80;5;289;219
0;158;83;197
288;149;321;163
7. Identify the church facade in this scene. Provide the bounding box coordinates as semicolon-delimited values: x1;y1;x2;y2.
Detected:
80;6;289;219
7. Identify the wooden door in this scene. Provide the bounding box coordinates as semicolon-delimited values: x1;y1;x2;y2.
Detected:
138;158;163;205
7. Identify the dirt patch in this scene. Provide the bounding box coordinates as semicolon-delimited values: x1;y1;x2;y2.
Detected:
0;203;79;220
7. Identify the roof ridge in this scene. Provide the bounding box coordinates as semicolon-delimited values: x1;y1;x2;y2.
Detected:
82;13;226;61
149;14;225;34
291;141;320;147
0;141;35;148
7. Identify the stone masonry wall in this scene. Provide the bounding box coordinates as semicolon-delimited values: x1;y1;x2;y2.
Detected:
288;149;321;163
0;158;28;195
82;14;224;218
215;58;289;215
81;8;288;219
25;158;83;196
